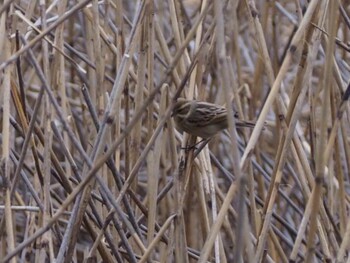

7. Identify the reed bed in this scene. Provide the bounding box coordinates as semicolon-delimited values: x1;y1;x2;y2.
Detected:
0;0;350;262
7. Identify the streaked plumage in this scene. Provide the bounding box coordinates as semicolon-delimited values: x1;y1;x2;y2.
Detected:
172;98;254;138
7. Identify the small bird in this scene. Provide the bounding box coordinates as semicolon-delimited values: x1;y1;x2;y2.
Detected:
172;98;255;138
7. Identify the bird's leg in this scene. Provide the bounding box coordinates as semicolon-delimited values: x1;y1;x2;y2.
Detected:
181;138;210;154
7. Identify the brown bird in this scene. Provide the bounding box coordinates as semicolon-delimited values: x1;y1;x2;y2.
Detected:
172;98;255;138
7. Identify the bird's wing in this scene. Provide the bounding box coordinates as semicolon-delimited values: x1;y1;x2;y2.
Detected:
187;103;227;127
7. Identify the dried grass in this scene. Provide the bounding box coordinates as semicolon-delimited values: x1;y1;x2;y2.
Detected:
0;0;350;262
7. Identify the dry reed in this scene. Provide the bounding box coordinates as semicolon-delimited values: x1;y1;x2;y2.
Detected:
0;0;350;262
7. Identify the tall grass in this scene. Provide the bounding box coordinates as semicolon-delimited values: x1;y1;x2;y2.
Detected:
0;0;349;262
